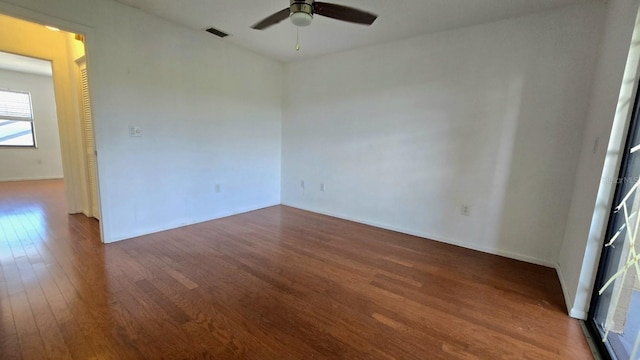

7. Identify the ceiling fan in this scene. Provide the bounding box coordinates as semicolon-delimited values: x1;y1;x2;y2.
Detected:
251;0;377;30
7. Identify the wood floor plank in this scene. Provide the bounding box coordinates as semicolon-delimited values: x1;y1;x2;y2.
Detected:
30;262;98;360
0;180;593;359
0;260;21;360
9;290;48;360
13;259;72;360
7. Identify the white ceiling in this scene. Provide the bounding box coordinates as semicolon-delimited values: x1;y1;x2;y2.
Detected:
115;0;594;63
0;51;52;76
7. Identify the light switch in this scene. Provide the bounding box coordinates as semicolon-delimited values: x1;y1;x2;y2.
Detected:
129;126;142;137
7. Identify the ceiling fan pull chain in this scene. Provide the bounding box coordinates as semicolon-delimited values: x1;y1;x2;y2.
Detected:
296;27;301;51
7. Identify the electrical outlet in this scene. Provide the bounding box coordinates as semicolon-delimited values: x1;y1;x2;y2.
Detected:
215;184;221;193
320;183;325;192
461;205;471;216
300;180;305;189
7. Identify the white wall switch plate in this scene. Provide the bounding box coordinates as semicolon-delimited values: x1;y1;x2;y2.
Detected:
129;126;142;137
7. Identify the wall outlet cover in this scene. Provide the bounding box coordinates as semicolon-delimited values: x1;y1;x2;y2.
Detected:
461;205;471;216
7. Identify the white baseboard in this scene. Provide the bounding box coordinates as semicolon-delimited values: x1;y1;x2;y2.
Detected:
570;307;588;319
104;202;280;244
281;202;556;268
0;176;64;182
555;263;586;319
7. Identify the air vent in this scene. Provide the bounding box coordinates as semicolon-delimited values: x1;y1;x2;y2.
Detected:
205;27;229;38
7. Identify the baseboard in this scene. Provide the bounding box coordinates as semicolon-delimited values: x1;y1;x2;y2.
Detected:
281;202;556;268
441;237;556;268
555;263;585;319
570;307;588;319
0;176;64;182
104;202;280;244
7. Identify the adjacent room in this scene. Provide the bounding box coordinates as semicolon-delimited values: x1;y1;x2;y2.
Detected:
1;0;640;358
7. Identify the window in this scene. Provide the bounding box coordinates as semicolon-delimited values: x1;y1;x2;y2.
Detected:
0;89;36;147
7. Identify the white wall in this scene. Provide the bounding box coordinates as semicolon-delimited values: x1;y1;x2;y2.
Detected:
0;69;63;181
558;0;640;319
0;0;283;243
282;3;604;266
0;70;63;181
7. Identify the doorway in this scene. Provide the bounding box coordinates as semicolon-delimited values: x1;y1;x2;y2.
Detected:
0;13;101;230
0;52;62;181
589;80;640;360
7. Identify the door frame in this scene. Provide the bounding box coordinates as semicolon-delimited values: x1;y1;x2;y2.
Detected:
0;1;104;242
587;78;640;360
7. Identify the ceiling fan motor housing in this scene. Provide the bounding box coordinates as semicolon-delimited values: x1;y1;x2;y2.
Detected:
251;0;376;30
290;0;314;26
290;0;314;13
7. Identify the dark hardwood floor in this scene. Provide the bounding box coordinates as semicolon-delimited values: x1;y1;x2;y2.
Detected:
0;180;591;359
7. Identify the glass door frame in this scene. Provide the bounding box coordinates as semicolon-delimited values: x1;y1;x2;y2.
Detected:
587;78;640;360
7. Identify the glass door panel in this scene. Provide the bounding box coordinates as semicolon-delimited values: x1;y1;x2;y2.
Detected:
590;84;640;360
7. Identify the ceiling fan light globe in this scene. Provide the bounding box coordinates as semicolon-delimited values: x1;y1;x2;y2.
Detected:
290;12;313;27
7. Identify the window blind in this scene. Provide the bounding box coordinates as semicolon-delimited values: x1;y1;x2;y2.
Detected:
0;90;33;122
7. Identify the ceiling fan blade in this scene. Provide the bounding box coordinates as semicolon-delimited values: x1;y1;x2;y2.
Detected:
251;8;291;30
314;2;377;25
